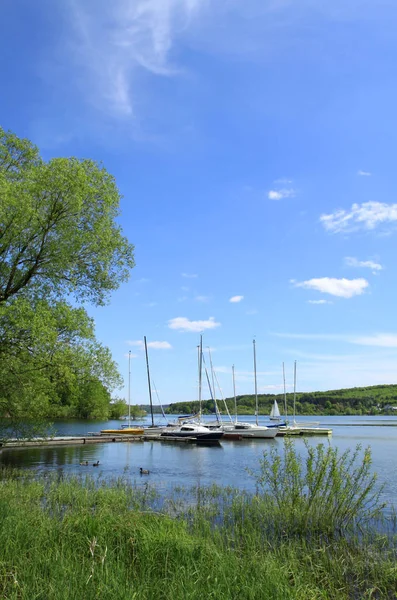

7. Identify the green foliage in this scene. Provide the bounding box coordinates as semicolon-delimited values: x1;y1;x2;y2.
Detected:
0;127;135;433
0;126;134;306
109;398;128;419
251;440;385;536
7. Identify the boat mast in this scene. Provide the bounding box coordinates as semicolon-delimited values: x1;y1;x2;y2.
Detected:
128;350;131;428
232;364;237;424
144;336;154;427
198;335;203;420
283;362;287;420
293;360;297;425
253;339;258;426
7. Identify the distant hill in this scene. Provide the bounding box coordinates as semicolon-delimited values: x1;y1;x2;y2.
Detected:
162;384;397;416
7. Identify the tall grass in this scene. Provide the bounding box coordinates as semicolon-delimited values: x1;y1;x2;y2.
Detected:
0;443;395;599
249;439;386;537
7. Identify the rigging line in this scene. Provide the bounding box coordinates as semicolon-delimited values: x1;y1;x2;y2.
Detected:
151;379;169;423
202;353;221;421
212;366;233;423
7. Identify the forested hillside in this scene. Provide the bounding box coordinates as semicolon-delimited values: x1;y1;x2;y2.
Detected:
164;384;397;416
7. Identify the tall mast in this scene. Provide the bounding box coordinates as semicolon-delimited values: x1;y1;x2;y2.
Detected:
232;364;237;424
144;336;154;427
283;362;287;419
198;335;203;420
128;350;131;428
293;360;297;425
208;347;218;420
253;339;258;426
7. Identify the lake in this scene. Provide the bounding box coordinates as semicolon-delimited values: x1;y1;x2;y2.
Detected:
1;415;397;506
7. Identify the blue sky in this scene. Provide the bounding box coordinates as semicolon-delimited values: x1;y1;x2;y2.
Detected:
2;0;397;405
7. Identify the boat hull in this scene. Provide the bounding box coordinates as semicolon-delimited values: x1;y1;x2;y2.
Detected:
100;428;144;435
222;425;277;439
160;430;223;442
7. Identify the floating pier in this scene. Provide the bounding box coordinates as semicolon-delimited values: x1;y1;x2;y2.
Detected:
276;427;332;437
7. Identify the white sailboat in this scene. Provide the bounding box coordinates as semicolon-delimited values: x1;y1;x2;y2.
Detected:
222;340;277;439
269;400;281;421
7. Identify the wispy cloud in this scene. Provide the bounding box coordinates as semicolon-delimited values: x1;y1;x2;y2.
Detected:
229;295;244;303
320;202;397;233
182;273;198;278
293;277;368;298
357;170;371;176
351;334;397;348
268;188;296;201
307;299;332;305
127;340;172;349
66;0;204;116
345;257;383;272
168;316;221;332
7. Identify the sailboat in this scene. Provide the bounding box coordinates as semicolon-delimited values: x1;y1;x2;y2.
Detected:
221;341;278;439
269;400;281;421
161;335;224;442
277;361;332;436
142;336;170;435
101;350;144;435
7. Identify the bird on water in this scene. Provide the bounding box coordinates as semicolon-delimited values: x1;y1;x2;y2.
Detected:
140;467;150;475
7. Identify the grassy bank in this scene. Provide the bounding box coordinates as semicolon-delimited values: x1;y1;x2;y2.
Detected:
0;443;396;599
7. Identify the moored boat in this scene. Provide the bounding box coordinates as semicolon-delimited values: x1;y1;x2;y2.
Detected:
160;423;224;442
100;427;144;435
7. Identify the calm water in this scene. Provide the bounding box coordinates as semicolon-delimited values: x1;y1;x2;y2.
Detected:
1;415;397;505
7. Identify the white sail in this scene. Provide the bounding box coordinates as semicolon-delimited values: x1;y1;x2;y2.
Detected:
270;400;281;420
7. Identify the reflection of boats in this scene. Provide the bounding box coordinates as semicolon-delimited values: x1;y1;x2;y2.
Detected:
160;423;223;442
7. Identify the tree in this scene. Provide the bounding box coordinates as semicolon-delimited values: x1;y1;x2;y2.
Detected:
0;126;134;306
0;127;135;435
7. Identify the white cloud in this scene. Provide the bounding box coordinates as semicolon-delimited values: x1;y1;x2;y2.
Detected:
345;257;383;272
168;316;221;332
294;277;368;298
195;295;210;303
307;299;331;305
66;0;204;116
229;295;244;303
268;188;296;201
320;202;397;233
357;170;371;176
182;273;198;278
127;340;172;349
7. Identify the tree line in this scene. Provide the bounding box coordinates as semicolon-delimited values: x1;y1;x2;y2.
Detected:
165;384;397;416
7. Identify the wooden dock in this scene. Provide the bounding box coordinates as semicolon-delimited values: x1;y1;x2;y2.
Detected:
2;427;332;449
277;427;332;437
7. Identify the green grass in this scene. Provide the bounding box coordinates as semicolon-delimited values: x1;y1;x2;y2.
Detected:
0;444;396;599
